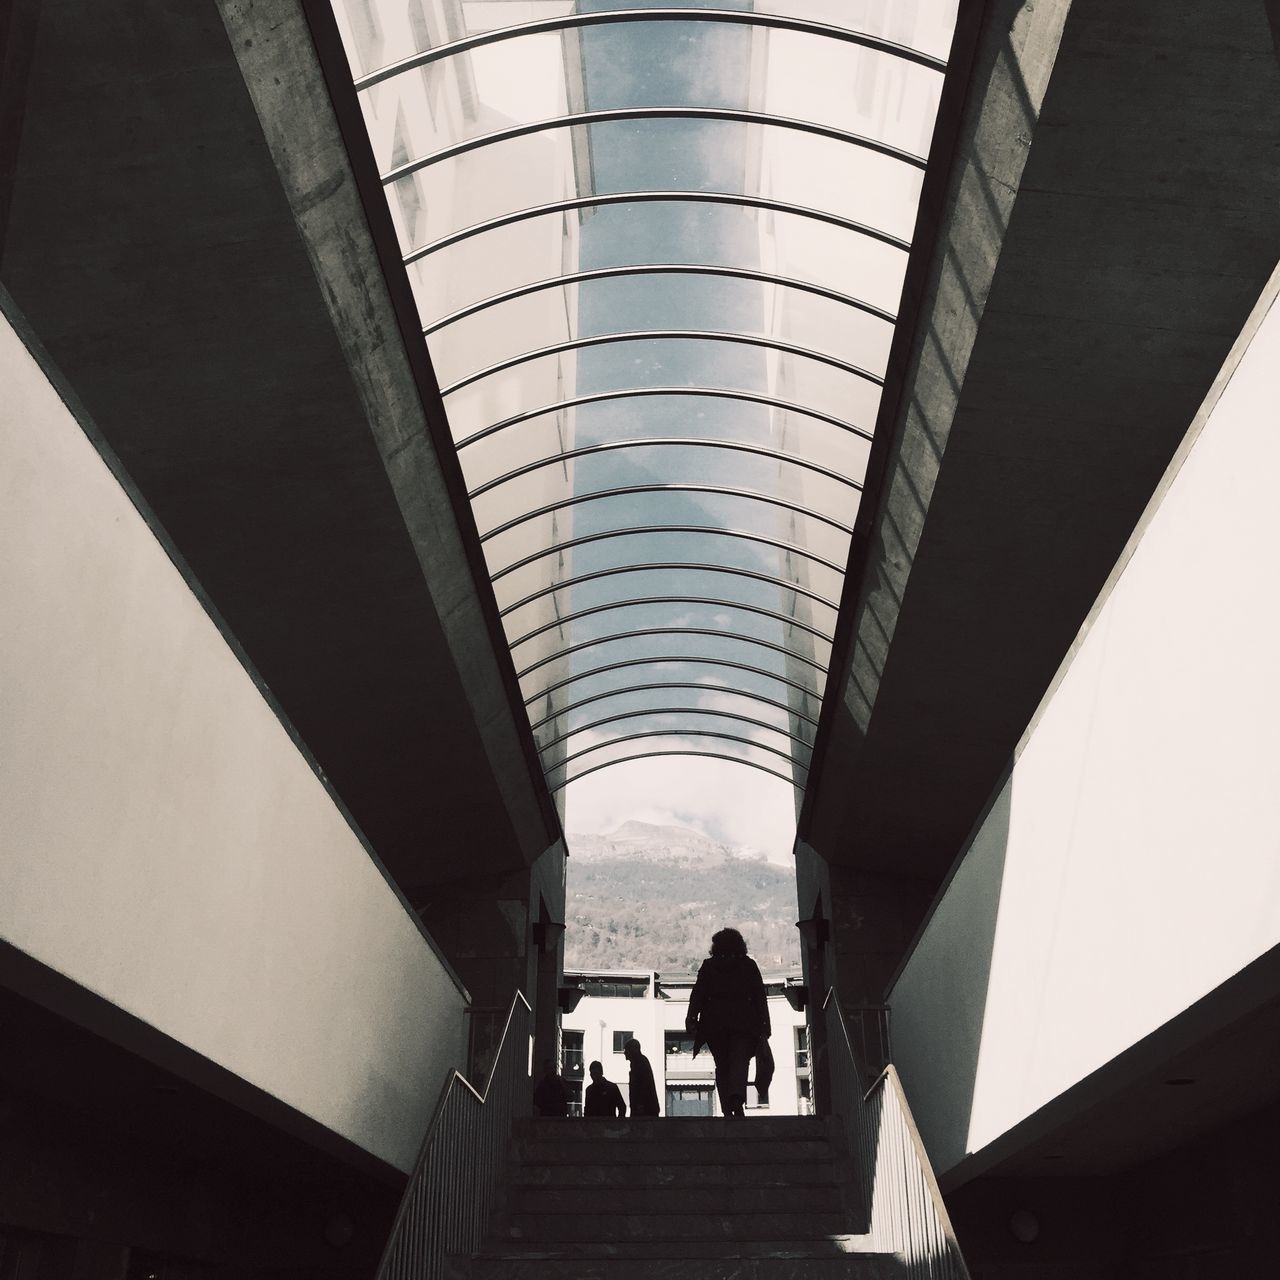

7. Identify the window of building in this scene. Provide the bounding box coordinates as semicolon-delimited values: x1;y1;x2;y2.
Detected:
665;1031;696;1057
666;1085;714;1117
795;1026;812;1115
611;1030;633;1054
578;978;649;999
798;1076;812;1115
562;1029;585;1117
794;1025;810;1070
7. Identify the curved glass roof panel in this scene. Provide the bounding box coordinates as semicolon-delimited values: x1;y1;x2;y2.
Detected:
408;209;908;334
534;681;819;735
444;349;885;459
427;270;897;394
331;0;958;818
389;125;923;262
491;534;847;620
348;6;954;93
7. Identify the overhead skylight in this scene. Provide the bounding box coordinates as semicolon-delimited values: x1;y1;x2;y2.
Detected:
330;0;958;817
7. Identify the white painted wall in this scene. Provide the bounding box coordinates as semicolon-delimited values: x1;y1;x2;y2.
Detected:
0;310;467;1174
890;273;1280;1174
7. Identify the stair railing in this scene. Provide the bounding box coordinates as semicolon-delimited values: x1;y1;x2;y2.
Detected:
375;990;531;1280
822;989;971;1280
844;1003;893;1076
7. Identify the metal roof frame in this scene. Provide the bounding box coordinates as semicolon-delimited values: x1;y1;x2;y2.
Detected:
537;704;815;755
508;594;834;652
491;525;845;585
386;106;927;182
442;327;883;397
455;384;873;451
355;7;947;92
524;653;824;707
499;561;839;620
479;483;855;544
515;624;828;681
469;435;862;500
529;679;820;734
549;727;809;772
550;749;803;793
423;265;896;339
405;190;910;266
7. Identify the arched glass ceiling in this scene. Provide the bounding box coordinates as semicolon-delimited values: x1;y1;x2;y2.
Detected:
330;0;958;810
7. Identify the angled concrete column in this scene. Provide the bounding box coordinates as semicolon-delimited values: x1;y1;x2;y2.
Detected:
416;841;567;1080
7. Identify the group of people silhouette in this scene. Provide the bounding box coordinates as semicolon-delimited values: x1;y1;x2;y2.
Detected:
533;927;774;1120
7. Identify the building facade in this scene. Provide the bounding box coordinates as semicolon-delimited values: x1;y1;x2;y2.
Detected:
560;969;811;1118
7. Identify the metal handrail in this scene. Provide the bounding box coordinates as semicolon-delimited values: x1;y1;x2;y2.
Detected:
822;989;971;1279
375;991;531;1280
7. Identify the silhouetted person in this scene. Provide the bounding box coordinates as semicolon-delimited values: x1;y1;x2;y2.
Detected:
533;1058;569;1117
624;1038;660;1117
686;927;769;1118
752;1036;775;1106
583;1060;627;1117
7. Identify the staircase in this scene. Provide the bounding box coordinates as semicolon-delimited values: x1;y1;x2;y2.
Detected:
460;1115;902;1278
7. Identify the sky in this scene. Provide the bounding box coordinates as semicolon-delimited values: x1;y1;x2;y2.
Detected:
564;753;799;863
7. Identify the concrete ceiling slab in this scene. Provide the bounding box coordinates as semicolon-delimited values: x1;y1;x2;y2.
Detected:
802;0;1280;893
0;0;559;891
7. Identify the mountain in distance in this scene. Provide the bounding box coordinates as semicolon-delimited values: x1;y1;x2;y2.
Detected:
563;822;801;975
569;819;754;864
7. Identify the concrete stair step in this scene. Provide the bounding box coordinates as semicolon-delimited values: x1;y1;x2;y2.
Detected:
511;1161;842;1189
502;1212;849;1244
463;1253;903;1279
474;1237;889;1261
508;1184;845;1216
512;1138;832;1166
518;1117;828;1143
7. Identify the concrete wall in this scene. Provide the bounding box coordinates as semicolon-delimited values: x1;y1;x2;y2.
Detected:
0;306;467;1175
889;270;1280;1175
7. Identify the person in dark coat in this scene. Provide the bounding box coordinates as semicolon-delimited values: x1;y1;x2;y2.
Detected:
532;1059;569;1117
752;1036;775;1107
624;1038;660;1117
583;1060;627;1117
686;927;770;1118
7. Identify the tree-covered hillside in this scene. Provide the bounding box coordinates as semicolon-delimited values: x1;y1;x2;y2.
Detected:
563;823;801;973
